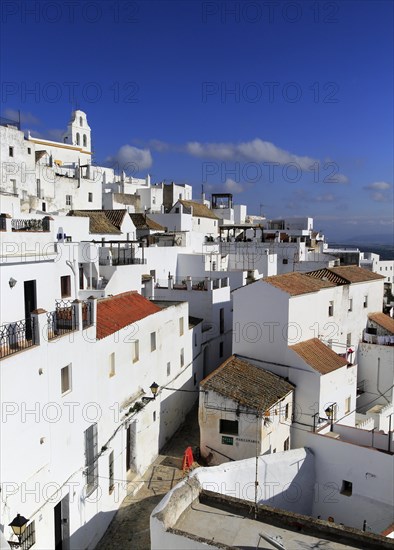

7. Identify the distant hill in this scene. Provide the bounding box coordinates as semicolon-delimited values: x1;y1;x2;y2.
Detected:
342;233;393;246
329;241;394;261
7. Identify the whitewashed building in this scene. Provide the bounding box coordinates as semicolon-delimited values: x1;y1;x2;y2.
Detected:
150;446;394;547
199;355;294;464
1;289;203;549
232;267;385;446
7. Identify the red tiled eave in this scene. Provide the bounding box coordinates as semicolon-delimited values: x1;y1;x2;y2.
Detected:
96;291;161;340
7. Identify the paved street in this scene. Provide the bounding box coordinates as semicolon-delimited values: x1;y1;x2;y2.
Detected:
95;405;200;550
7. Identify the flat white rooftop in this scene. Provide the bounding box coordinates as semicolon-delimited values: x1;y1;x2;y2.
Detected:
175;500;370;549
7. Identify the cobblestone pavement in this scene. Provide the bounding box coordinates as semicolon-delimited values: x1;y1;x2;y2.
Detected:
95;406;200;550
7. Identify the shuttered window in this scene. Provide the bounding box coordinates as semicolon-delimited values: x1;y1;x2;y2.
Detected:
85;423;98;496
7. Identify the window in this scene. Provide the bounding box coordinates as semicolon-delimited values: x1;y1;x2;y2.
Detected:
42;202;46;212
194;373;197;386
150;332;156;351
80;116;83;126
179;317;184;336
152;196;156;204
345;396;351;414
109;352;115;377
36;179;41;198
328;301;334;316
283;258;288;264
109;450;114;493
175;207;180;213
60;275;71;298
363;295;368;308
132;339;139;363
83;134;87;147
167;361;171;376
194;333;197;347
27;147;31;154
66;195;72;206
285;403;289;420
340;480;352;496
180;347;184;367
88;192;93;202
84;423;98;496
219;341;224;358
9;146;14;157
61;364;71;394
283;437;290;451
346;333;351;347
11;179;17;194
76;132;80;145
220;308;224;334
198;218;200;225
20;520;35;550
348;298;353;312
153;411;156;422
219;419;238;435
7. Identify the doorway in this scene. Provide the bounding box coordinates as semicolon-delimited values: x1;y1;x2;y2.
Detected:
126;421;137;474
54;494;70;550
24;280;37;340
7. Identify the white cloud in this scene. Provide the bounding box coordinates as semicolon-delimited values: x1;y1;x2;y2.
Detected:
223;178;244;193
315;193;336;202
364;181;391;191
186;138;317;170
148;139;171;152
371;192;386;202
106;145;152;173
329;172;349;184
4;108;40;126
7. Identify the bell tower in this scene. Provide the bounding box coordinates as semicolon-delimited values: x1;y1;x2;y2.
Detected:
62;110;91;151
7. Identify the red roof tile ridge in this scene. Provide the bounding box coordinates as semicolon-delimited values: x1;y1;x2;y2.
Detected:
200;355;235;386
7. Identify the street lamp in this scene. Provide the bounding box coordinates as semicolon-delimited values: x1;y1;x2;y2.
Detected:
9;514;28;546
325;403;337;432
142;382;159;402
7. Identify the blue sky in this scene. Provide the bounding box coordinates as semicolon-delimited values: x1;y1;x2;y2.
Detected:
1;0;393;241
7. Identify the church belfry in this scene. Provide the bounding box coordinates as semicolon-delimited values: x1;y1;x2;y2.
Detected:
62;110;91;151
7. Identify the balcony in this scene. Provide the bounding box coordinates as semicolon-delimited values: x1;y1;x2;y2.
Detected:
362;329;394;346
11;218;50;232
99;257;147;266
0;318;37;359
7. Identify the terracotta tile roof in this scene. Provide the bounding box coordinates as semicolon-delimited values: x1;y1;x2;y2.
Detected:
368;312;394;334
263;272;335;296
290;338;348;375
200;355;294;411
129;213;165;231
67;210;121;234
178;200;219;220
307;266;384;284
102;209;127;230
96;291;161;340
113;192;140;206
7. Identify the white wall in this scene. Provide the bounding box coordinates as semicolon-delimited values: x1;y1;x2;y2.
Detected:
306;430;394;534
150;448;315;549
357;343;394;409
199;389;293;464
1;298;202;549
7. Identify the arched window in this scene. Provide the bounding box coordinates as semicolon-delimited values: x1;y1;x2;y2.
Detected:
76;133;80;145
83;134;87;147
79;116;83;126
